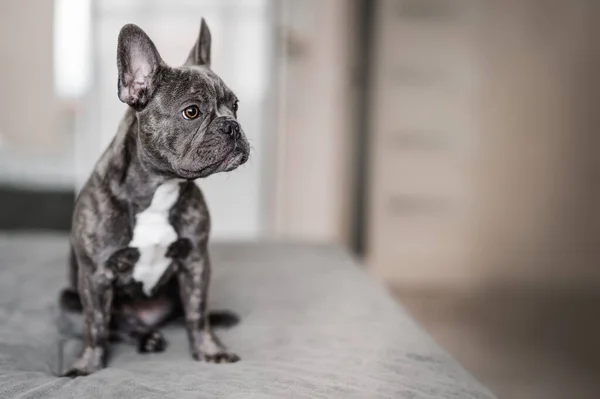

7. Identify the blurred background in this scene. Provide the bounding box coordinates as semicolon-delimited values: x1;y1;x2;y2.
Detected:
1;0;600;397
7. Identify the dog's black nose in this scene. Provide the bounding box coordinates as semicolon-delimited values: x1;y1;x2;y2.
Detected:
221;120;241;140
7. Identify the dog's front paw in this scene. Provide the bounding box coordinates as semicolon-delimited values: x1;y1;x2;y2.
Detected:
61;367;91;378
61;347;105;378
137;330;168;353
193;351;240;364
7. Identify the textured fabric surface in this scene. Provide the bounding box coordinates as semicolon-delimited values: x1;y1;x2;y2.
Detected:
0;234;495;398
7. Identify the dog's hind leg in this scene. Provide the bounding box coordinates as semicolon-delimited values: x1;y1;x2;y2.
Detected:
59;287;167;353
111;310;168;354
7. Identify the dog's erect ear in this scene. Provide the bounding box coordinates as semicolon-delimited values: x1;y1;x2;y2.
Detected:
117;24;163;109
185;18;211;67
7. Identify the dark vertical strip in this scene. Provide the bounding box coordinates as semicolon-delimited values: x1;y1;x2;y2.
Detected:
351;0;376;257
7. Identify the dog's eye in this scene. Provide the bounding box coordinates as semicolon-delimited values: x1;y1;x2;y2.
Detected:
232;101;238;112
182;106;200;120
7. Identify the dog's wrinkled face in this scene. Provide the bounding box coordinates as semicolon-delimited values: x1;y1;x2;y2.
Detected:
116;20;249;180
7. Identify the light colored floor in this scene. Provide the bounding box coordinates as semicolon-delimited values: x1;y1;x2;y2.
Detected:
394;286;600;399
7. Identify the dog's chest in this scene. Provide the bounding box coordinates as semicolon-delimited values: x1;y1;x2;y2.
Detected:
129;179;182;295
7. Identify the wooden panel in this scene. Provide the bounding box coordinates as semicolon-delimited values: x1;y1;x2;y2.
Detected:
368;0;600;289
366;0;479;287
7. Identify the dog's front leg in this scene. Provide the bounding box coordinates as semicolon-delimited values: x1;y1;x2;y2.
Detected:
62;259;114;377
177;249;239;363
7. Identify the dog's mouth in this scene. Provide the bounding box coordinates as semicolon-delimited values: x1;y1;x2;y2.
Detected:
178;148;247;179
178;160;223;179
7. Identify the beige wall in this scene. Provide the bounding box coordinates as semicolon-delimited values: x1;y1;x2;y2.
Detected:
366;0;480;287
472;0;600;287
0;0;60;155
367;0;600;289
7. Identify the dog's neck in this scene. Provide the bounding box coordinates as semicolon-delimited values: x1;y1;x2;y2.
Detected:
95;108;181;212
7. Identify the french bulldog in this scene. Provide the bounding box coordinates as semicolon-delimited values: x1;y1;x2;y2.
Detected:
58;19;249;377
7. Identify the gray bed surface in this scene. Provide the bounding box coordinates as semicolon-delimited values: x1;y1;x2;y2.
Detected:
0;234;495;398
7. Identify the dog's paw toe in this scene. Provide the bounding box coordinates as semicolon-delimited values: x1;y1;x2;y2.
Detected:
137;330;167;353
201;352;240;364
61;368;90;378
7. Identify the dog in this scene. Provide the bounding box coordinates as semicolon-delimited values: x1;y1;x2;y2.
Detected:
58;19;250;377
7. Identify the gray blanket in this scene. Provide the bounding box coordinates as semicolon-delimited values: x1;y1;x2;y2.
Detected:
0;234;495;398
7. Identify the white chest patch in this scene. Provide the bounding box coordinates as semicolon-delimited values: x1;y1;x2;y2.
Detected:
129;179;182;295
